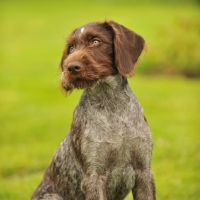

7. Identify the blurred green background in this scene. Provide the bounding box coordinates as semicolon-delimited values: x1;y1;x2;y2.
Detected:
0;0;200;199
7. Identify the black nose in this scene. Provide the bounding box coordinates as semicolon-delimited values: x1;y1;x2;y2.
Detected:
67;61;82;75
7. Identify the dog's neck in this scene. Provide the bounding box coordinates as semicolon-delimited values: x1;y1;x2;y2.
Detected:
86;74;128;94
80;74;131;110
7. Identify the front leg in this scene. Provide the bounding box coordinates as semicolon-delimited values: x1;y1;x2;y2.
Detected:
81;173;107;200
132;169;156;200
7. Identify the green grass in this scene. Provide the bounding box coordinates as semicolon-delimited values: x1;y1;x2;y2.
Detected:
1;0;200;199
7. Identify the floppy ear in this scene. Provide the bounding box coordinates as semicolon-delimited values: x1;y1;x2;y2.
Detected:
107;21;145;76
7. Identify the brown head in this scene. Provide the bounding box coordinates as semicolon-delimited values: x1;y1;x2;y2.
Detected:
60;20;145;93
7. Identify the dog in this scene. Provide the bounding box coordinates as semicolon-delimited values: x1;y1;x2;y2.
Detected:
31;20;156;200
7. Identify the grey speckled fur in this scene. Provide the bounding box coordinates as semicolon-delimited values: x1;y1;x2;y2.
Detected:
32;75;155;200
32;21;155;200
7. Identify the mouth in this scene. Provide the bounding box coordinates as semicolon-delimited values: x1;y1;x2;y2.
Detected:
61;73;100;92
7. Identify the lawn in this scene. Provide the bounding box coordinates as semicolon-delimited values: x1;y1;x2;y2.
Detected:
0;0;200;199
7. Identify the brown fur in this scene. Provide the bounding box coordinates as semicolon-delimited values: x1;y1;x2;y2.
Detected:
60;21;144;93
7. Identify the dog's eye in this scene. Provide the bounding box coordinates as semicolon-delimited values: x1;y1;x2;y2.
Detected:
69;46;75;54
92;39;100;46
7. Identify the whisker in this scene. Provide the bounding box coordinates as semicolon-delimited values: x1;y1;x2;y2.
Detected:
52;74;62;85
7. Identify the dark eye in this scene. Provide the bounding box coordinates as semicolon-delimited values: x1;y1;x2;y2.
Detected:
92;39;100;46
68;46;75;54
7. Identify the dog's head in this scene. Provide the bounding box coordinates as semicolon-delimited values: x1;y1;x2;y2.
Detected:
60;21;145;93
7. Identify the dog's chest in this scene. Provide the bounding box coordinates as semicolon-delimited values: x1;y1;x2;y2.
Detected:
73;87;145;160
82;91;141;142
76;92;141;165
79;104;137;197
71;86;148;198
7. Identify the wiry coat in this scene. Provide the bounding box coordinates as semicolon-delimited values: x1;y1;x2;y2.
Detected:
32;20;156;200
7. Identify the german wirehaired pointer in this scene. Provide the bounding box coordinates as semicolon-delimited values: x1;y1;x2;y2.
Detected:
32;20;156;200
